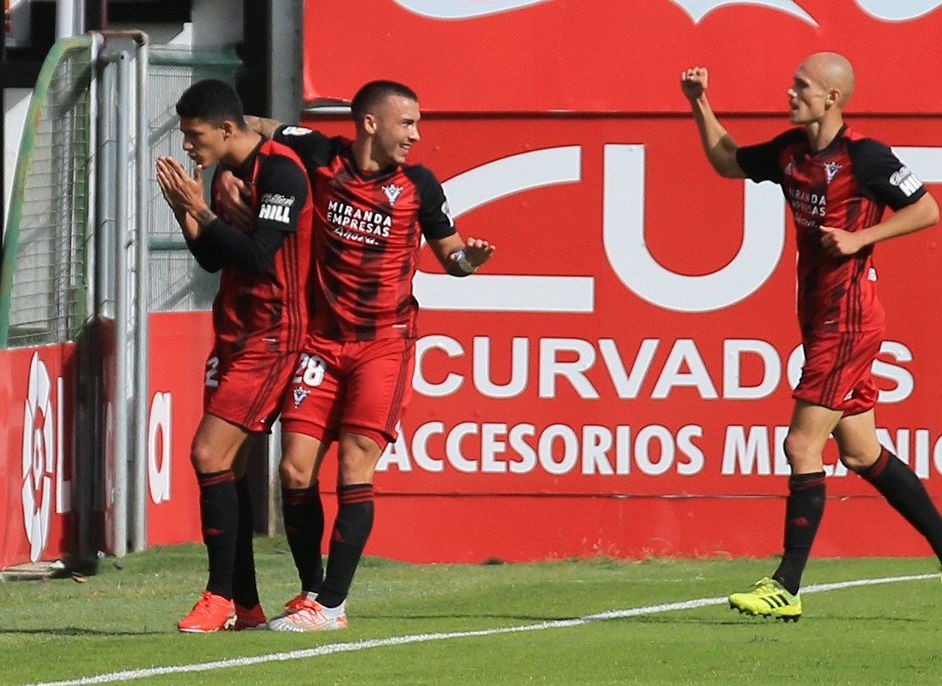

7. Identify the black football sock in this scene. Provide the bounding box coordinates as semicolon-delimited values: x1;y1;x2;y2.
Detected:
773;471;826;595
282;482;325;595
197;470;239;599
860;447;942;560
317;483;374;609
231;477;260;609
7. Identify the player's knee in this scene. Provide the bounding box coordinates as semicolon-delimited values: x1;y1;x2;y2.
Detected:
337;447;380;484
839;448;878;473
783;434;804;462
190;439;226;473
782;433;818;471
279;457;313;488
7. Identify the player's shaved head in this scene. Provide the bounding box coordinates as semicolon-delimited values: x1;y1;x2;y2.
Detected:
801;52;855;107
351;80;419;125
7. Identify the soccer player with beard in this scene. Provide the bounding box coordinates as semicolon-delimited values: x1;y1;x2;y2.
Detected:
156;79;314;632
680;53;941;620
221;80;495;631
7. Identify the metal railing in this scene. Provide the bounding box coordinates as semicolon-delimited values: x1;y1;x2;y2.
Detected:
0;36;93;347
0;33;242;560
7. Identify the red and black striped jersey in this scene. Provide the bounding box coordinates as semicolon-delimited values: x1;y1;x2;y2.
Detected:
737;125;926;334
195;138;314;352
274;125;457;341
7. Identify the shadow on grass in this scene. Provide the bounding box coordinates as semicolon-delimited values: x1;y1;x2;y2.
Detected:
634;614;925;625
0;626;166;636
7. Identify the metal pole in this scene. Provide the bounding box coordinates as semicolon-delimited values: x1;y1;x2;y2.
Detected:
131;36;150;552
76;30;103;570
112;49;130;558
56;0;83;40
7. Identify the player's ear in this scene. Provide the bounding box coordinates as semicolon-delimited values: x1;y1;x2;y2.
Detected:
363;113;377;135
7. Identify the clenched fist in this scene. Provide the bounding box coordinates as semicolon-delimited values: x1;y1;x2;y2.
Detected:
680;66;709;101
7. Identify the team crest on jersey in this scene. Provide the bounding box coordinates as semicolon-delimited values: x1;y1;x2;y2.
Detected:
382;183;404;205
292;386;310;408
824;161;842;183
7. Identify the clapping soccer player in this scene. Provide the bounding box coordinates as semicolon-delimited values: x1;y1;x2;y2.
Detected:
156;79;314;632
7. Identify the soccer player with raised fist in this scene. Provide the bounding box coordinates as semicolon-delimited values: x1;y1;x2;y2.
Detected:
681;53;941;621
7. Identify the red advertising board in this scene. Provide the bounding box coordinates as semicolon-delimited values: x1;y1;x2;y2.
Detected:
0;344;75;568
0;314;208;568
287;111;942;561
303;0;942;114
291;0;942;562
9;0;942;568
144;312;214;546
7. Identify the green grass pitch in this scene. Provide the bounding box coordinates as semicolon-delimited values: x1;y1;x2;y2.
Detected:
1;539;940;685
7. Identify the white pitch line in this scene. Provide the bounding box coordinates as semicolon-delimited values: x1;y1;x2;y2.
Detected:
19;573;936;686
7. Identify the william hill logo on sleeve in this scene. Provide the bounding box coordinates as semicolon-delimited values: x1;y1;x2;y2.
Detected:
890;166;923;197
258;193;296;223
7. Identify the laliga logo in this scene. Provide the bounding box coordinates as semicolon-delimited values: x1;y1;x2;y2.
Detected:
22;353;54;562
394;0;942;23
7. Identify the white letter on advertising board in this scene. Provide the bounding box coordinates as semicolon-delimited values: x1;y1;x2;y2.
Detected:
676;425;705;475
582;425;614;475
412;422;445;472
603;144;786;312
634;425;675;476
148;392;172;504
539;338;600;399
56;376;71;513
473;336;529;398
538;425;579;475
481;423;509;473
873;341;914;403
415;146;594;312
599;338;659;399
723;339;781;399
722;425;772;475
414;335;464;397
509;424;538;474
379;423;413;472
651;339;718;399
446;422;479;473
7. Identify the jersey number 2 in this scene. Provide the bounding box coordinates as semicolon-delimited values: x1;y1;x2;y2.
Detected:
204;356;220;388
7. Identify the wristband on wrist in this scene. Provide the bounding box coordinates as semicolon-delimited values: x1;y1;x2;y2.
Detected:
453;249;478;274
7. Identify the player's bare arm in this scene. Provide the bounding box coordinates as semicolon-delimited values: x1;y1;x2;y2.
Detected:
819;192;940;257
428;233;496;277
244;114;283;139
681;66;745;179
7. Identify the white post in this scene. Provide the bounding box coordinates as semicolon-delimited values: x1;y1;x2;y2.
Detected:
55;0;85;41
132;36;150;552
